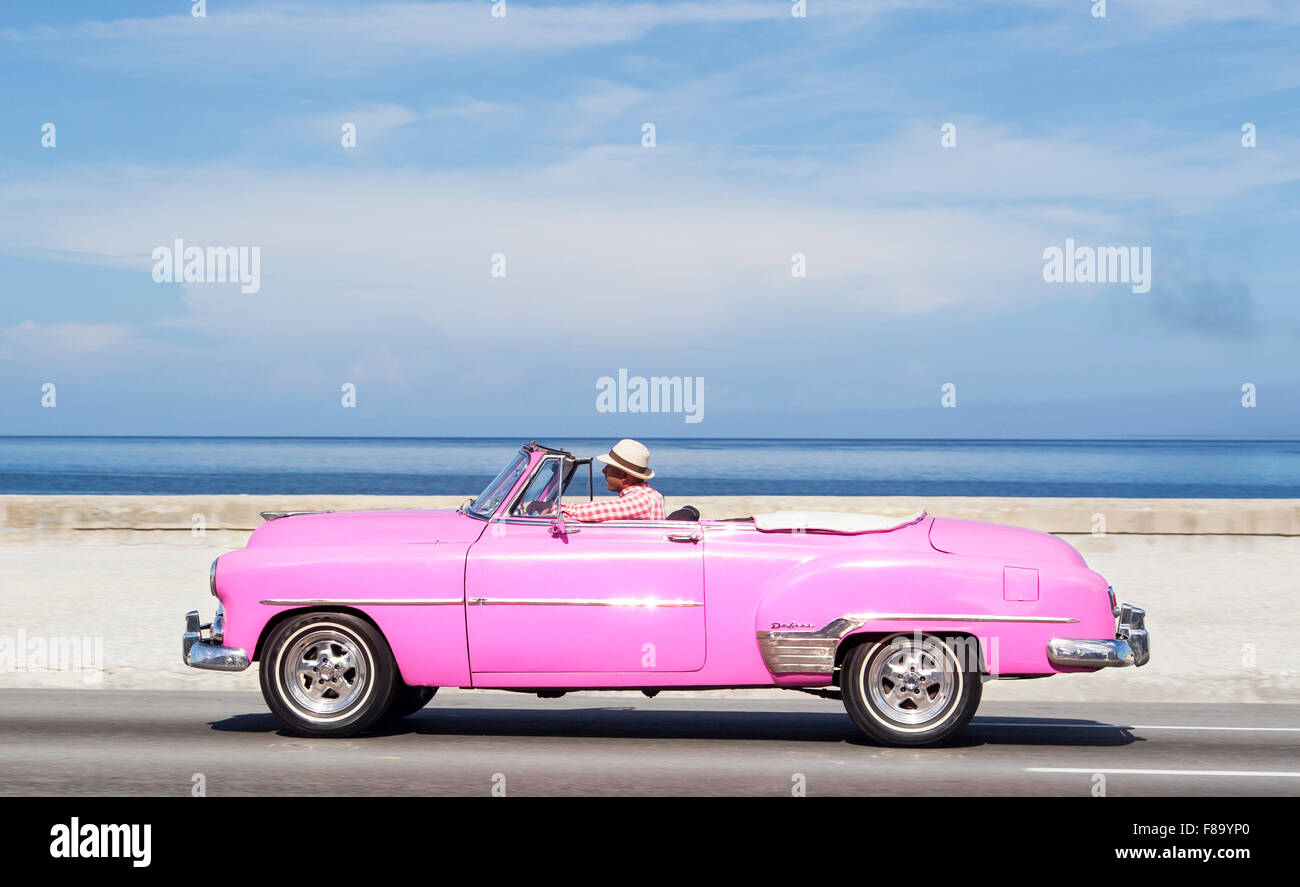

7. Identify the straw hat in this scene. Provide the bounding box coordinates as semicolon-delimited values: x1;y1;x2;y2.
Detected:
596;439;655;480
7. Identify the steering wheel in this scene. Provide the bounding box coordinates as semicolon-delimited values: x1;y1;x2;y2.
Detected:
521;498;556;516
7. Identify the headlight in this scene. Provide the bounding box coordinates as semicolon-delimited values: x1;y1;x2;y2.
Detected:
210;557;220;598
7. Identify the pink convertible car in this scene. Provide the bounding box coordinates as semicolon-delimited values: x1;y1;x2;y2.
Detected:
183;442;1149;746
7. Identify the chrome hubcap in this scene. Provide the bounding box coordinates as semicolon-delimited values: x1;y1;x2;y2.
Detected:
282;629;370;718
866;637;957;726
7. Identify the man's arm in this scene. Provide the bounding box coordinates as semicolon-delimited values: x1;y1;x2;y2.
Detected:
560;492;646;522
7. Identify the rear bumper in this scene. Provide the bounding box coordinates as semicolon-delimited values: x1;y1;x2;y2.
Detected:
1047;603;1149;668
183;609;250;672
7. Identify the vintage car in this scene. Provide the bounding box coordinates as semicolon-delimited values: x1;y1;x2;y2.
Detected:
183;441;1149;746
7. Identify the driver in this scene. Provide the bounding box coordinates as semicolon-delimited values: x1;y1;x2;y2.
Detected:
559;439;665;522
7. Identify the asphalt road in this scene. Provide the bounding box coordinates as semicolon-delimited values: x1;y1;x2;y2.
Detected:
1;689;1297;796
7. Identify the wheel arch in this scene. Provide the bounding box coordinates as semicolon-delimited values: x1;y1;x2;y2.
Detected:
833;629;987;685
252;605;391;663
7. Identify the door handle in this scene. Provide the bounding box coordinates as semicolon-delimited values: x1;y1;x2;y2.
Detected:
664;533;701;543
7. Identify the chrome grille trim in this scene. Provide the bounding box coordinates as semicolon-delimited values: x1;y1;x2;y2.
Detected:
756;633;840;675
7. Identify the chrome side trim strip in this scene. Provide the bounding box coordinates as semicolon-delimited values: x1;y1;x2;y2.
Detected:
842;613;1080;624
468;597;703;607
757;612;1078;675
260;596;707;607
259;598;464;606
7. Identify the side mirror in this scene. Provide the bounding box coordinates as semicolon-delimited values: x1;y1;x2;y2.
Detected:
549;514;578;536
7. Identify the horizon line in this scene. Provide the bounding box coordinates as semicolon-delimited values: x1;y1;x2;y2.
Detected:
0;435;1297;444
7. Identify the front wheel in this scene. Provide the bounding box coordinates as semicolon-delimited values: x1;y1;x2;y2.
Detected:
259;613;397;737
841;633;982;747
382;683;437;722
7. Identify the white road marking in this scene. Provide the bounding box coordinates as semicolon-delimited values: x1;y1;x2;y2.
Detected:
1027;767;1300;778
978;722;1300;733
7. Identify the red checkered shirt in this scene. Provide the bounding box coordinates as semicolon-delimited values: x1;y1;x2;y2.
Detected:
561;483;665;522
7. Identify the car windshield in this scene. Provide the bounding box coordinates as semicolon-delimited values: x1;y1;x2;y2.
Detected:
508;457;562;516
464;450;530;519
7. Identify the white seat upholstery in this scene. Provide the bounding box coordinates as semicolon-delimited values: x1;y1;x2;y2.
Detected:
752;510;926;535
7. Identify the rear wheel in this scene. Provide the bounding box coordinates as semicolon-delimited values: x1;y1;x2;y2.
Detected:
259;613;396;737
841;632;981;747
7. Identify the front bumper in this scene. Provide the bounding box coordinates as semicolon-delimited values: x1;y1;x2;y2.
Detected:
183;609;250;672
1047;603;1150;668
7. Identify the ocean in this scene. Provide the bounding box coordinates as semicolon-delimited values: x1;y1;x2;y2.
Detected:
0;437;1296;498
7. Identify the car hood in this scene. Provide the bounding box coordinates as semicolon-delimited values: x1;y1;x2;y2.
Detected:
246;508;487;548
928;517;1085;567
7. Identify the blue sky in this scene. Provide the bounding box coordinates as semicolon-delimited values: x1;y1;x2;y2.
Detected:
1;0;1298;438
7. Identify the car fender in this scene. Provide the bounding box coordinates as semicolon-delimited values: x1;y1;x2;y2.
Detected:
752;550;1111;675
215;543;473;687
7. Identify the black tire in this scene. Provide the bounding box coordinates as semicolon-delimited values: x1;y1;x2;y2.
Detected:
841;632;982;747
382;683;437;722
259;612;397;737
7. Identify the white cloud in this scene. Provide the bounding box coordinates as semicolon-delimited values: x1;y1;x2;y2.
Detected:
1127;0;1300;26
563;83;652;140
574;84;650;116
0;119;1292;363
0;321;130;358
4;0;1293;79
826;120;1300;209
0;2;797;62
299;100;513;151
965;0;1300;27
311;103;419;146
426;97;515;118
342;346;441;389
49;0;1300;45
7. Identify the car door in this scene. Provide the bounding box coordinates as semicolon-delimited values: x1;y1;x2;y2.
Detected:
465;515;706;675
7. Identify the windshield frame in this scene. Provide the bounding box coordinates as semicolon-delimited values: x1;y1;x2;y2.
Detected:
503;455;595;518
461;448;532;520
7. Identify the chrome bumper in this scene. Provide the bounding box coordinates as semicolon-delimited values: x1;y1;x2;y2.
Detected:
1048;603;1149;668
183;609;250;672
